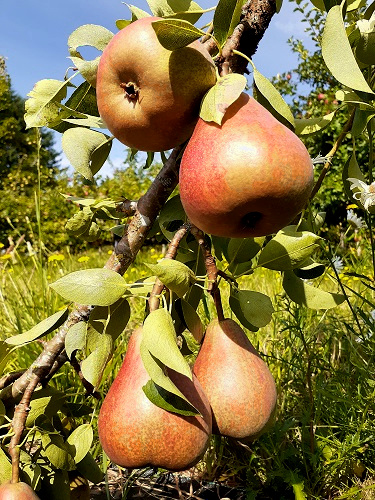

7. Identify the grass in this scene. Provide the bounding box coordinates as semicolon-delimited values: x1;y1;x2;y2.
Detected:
0;230;375;499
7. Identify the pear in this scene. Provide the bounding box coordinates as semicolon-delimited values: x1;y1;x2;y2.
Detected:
98;328;212;471
0;481;40;499
193;318;277;441
179;92;314;238
96;17;216;152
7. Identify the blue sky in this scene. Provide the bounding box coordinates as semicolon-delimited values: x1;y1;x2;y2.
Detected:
1;0;314;177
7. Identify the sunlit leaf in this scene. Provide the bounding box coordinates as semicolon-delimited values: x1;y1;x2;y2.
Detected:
295;111;336;136
213;0;244;47
67;424;93;464
50;268;127;306
147;259;196;297
258;227;321;271
322;5;375;95
142;309;192;378
62;128;112;181
200;74;246;125
81;332;113;388
41;434;75;471
68;24;114;56
147;0;204;23
24;79;71;129
142;380;199;416
0;447;11;484
5;308;68;346
283;270;345;309
151;19;205;50
253;68;295;128
65;322;88;359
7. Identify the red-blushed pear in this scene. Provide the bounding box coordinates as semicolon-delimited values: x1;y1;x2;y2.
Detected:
96;17;216;152
98;328;212;471
0;482;40;499
179;92;314;237
193;318;277;441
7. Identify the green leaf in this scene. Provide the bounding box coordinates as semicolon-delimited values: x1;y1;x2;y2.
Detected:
40;469;70;500
322;5;375;95
257;227;321;271
50;268;127;306
147;259;196;297
126;5;152;20
158;195;187;241
5;308;68;346
116;19;132;30
213;0;244;47
127;276;156;296
81;331;113;388
70;56;101;87
65;208;93;236
253;68;295;128
142;380;199;416
68;24;114;56
142;309;192;378
351;108;375;137
178;298;204;342
147;0;204;23
76;455;103;485
65;322;88;359
26;387;66;427
229;293;259;332
200;74;246;125
62;128;112;181
295;111;336;136
293;262;325;279
227;237;264;263
89;297;130;340
151;19;205;50
76;452;104;484
0;447;12;484
67;424;93;464
24;79;70;129
342;146;366;207
63;115;105;129
41;434;75;471
282;271;345;309
231;289;274;328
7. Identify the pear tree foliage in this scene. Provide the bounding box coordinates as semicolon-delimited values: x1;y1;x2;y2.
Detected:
1;0;375;494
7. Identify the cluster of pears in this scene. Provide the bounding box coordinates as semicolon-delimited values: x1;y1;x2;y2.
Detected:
97;18;314;238
98;318;277;471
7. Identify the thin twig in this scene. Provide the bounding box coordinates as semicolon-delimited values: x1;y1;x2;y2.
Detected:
309;109;355;201
8;373;40;483
190;225;225;322
148;223;191;312
0;371;26;391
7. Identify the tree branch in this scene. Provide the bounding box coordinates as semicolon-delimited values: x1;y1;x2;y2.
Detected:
204;0;277;75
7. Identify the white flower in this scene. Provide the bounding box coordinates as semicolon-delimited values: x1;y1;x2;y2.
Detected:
332;256;344;273
347;209;364;229
347;178;375;214
356;12;375;34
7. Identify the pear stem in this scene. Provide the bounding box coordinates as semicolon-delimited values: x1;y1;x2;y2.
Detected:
190;225;225;322
148;223;191;312
9;374;40;484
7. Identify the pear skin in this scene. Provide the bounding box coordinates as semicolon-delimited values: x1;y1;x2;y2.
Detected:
96;17;216;152
179;92;314;238
0;482;40;500
98;328;212;471
193;318;277;441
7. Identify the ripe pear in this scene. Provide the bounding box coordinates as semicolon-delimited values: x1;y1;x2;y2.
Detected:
98;327;212;471
0;481;40;499
96;17;216;152
193;318;277;441
179;92;314;237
